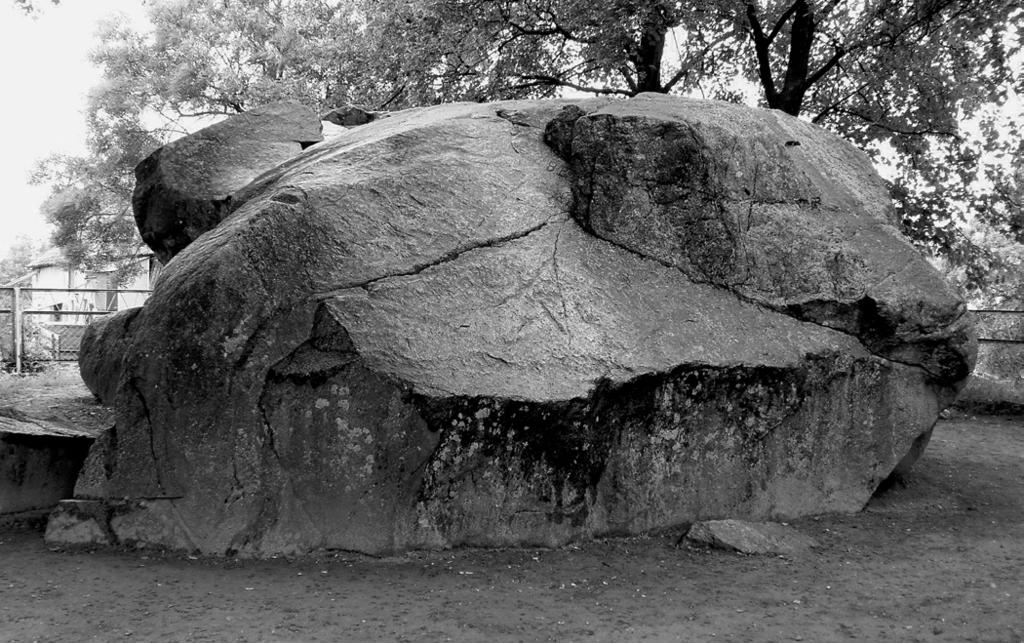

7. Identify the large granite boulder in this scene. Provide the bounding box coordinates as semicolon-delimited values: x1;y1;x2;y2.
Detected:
133;101;323;263
61;95;975;555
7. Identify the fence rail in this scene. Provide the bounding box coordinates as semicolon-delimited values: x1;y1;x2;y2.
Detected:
1;286;152;374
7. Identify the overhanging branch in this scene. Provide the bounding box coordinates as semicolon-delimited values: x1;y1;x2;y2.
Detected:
512;75;633;96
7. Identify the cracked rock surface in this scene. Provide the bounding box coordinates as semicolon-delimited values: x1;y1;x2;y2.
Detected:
62;96;975;555
544;94;973;382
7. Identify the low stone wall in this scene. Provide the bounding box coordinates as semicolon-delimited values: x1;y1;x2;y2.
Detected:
954;311;1024;413
0;408;93;513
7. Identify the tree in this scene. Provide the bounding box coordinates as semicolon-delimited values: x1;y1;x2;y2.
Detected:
0;237;44;286
34;0;1024;293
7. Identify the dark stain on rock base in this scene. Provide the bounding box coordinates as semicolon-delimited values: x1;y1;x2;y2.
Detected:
410;358;858;542
243;310;873;548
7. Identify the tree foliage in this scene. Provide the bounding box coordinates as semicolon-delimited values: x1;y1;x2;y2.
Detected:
34;0;1024;293
0;237;45;286
11;0;58;14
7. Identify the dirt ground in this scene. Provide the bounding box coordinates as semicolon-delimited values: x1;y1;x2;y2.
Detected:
0;370;1022;642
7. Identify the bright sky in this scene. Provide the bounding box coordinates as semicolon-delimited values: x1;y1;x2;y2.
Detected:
0;0;146;261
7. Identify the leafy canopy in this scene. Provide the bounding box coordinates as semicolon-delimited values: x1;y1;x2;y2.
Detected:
11;0;58;14
0;236;46;286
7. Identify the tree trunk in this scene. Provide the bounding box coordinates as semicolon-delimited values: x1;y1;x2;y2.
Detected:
747;0;818;117
627;3;677;94
635;18;668;92
774;0;815;115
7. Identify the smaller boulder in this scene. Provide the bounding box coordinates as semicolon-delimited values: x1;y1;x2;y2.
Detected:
320;105;381;127
0;408;93;514
44;499;113;546
133;101;323;263
686;519;818;555
73;427;115;499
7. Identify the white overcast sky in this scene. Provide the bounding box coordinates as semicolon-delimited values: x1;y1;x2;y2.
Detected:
0;0;147;261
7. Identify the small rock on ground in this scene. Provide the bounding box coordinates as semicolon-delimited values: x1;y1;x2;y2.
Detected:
686;519;818;555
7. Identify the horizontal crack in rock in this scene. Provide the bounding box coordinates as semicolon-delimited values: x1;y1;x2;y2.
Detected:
568;190;961;380
314;216;564;297
585;224;961;379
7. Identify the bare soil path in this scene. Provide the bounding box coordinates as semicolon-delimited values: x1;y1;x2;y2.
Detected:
0;371;1021;642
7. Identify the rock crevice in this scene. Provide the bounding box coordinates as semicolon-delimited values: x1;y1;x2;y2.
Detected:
314;215;563;297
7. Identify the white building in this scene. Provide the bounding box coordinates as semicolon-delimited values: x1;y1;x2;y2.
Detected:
1;248;159;364
5;247;159;325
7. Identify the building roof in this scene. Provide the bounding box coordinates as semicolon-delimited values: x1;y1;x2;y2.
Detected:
26;247;66;269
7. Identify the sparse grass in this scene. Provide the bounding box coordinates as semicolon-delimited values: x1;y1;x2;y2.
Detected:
0;362;110;433
0;365;109;434
0;363;84;400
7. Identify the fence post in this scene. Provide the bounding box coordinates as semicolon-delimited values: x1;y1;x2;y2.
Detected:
12;286;22;375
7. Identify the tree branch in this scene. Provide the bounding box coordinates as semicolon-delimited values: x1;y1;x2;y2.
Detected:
815;0;846;22
805;45;845;88
810;78;871;123
506;16;589;44
377;83;407;110
664;30;735;93
663;67;688;92
618;65;639;93
745;3;778;103
768;0;801;42
512;75;633;96
832;107;963;140
171;108;236;119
